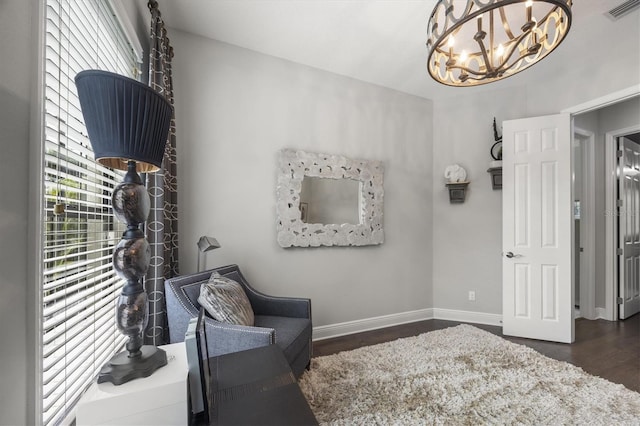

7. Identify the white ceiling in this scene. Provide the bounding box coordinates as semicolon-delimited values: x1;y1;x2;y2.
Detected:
152;0;630;100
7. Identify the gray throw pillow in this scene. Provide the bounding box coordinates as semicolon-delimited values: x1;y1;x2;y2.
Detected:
197;272;255;326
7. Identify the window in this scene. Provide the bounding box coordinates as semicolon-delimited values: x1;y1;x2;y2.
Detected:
41;1;141;424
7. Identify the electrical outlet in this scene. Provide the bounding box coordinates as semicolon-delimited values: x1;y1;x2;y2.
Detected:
468;291;476;301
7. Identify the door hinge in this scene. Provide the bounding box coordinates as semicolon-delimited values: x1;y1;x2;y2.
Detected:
617;297;624;304
617;199;624;207
617;150;624;158
617;248;624;255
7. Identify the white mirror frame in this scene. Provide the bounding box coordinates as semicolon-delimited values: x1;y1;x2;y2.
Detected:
276;148;384;248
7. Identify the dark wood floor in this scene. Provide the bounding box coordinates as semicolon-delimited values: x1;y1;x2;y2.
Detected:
313;314;640;393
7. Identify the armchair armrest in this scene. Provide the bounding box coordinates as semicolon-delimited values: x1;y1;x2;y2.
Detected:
243;287;311;319
203;318;275;357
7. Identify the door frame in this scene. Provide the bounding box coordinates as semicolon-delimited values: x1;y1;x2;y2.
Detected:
573;127;596;320
562;85;640;321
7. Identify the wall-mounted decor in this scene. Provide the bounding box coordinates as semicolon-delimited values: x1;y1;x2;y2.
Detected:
444;164;467;183
276;149;384;248
487;167;503;190
444;164;469;203
445;181;470;203
488;117;503;189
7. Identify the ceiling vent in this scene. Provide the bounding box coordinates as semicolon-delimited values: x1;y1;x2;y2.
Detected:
605;0;640;20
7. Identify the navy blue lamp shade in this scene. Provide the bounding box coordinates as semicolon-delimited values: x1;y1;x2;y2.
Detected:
74;70;173;173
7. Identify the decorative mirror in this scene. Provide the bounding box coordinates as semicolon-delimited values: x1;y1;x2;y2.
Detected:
276;149;384;248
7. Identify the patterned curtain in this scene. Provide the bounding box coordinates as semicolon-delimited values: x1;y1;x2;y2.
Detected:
145;0;179;346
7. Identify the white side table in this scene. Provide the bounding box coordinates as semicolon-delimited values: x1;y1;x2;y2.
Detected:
76;343;188;425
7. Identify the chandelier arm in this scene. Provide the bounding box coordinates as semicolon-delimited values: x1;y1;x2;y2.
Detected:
497;50;541;75
498;6;516;40
474;38;494;74
494;31;532;71
447;64;492;77
489;8;495;70
536;6;566;29
464;75;488;82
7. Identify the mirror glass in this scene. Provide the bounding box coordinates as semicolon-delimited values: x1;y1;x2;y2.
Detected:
276;148;384;248
299;177;360;225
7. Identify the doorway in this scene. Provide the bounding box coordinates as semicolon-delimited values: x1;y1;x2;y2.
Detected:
571;96;640;321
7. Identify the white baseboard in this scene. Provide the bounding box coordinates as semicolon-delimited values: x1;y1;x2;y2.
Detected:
432;308;503;326
312;308;503;341
312;308;434;341
595;307;608;320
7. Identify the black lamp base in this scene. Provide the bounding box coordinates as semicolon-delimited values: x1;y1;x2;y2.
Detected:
97;345;168;386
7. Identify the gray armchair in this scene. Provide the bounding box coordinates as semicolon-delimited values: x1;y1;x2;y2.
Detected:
165;264;312;377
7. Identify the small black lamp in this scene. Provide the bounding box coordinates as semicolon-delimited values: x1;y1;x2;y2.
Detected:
197;236;221;272
75;70;173;385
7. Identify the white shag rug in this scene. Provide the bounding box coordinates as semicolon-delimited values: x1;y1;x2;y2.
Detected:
299;325;640;425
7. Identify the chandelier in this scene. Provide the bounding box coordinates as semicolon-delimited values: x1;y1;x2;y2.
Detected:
426;0;572;86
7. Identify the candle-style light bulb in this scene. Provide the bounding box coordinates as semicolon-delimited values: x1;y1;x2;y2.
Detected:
496;43;504;60
447;35;455;61
525;0;533;22
460;50;468;63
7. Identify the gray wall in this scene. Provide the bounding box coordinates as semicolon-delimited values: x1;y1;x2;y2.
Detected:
171;31;434;327
0;0;35;424
432;87;527;315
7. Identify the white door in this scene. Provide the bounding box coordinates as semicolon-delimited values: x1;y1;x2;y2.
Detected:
619;137;640;319
502;114;574;343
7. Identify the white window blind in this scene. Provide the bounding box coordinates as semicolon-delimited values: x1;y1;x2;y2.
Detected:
41;1;141;425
